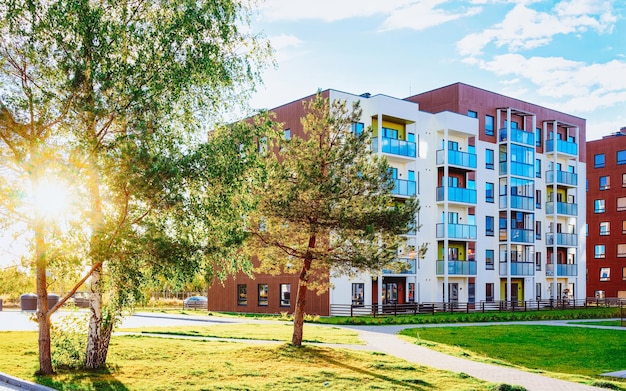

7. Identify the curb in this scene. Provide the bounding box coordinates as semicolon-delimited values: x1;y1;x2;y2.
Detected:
0;373;57;391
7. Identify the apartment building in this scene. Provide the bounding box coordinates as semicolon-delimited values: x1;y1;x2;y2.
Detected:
586;128;626;299
207;83;587;315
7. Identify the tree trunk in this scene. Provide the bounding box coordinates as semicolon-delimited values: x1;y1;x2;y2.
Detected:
84;265;113;369
292;234;315;346
35;220;53;374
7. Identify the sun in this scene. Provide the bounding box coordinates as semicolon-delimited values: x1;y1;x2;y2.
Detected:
32;178;73;221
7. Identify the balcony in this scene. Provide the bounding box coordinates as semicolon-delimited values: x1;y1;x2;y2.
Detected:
546;232;578;246
500;195;534;211
500;261;535;276
545;263;578;277
546;201;578;216
382;259;416;275
499;161;534;178
546;139;578;156
436;187;477;204
436;149;477;169
436;260;477;275
436;223;477;240
392;179;416;197
545;170;578;187
509;228;535;243
372;137;416;158
499;128;535;146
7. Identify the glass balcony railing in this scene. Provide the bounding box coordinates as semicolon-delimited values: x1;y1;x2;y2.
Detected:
546;139;578;156
436;149;477;169
499;128;535;146
546;232;578;246
382;259;416;275
499;195;534;211
546;201;578;216
392;179;416;197
509;228;535;243
500;262;535;276
545;263;578;277
436;260;477;275
436;187;477;204
545;170;578;186
436;223;477;240
499;161;534;178
372;137;416;158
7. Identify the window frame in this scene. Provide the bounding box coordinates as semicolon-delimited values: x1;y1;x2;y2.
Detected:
618;244;626;258
486;216;494;236
600;175;610;190
352;283;365;306
595;244;606;259
258;284;269;306
617;150;626;165
594;199;606;213
594;153;605;168
237;284;247;306
600;267;610;281
485;115;494;136
279;283;291;307
486;148;494;169
618;197;626;212
486;182;494;203
485;249;494;270
600;222;610;236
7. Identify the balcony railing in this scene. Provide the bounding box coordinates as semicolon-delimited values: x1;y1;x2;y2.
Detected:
372;137;416;158
546;232;578;246
509;228;535;243
436;260;477;275
499;128;535;146
436;223;477;240
499;161;534;178
546;170;578;186
382;259;416;275
546;201;578;216
436;149;477;169
499;195;534;211
546;263;578;277
392;179;416;197
436;187;477;204
546;139;578;156
500;261;535;276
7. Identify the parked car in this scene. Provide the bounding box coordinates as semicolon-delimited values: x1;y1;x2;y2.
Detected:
183;296;208;309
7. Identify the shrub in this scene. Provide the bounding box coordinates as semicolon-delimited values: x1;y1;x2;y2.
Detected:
50;313;89;369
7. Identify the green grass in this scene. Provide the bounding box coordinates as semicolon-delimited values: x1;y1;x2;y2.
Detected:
0;332;507;391
120;323;363;344
400;325;626;389
568;320;623;327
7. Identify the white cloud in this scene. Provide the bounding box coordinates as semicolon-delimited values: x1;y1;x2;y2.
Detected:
379;0;482;31
268;34;305;63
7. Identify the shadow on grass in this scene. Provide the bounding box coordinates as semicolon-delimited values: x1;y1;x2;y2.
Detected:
36;366;129;391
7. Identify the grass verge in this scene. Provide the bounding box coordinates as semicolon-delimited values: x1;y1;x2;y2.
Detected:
0;331;511;391
400;325;626;390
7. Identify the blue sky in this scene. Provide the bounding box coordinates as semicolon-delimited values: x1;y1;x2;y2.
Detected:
248;0;626;141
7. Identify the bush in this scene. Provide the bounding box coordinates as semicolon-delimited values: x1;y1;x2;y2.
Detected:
50;313;88;369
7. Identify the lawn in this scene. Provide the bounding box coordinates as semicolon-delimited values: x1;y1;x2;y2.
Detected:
0;331;503;391
400;325;626;389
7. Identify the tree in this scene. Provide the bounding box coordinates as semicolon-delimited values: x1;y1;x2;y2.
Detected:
246;94;420;346
1;0;271;373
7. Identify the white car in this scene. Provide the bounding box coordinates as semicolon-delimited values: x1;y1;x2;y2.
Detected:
183;296;208;309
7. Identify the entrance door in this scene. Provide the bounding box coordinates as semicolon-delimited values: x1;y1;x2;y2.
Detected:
511;283;518;302
382;283;398;304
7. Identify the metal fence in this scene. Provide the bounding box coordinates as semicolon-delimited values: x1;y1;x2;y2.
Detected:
330;297;626;317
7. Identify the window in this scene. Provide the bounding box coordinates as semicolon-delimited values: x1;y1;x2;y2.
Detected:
535;127;542;147
284;128;291;140
485;115;494;136
280;284;291;307
486;283;494;302
600;175;610;190
535;159;541;178
618;150;626;165
600;267;610;281
352;283;364;306
595;290;606;299
618;244;626;257
618;197;626;211
408;283;415;302
486;216;494;236
486;149;494;169
595;245;606;259
594;199;605;213
535;221;541;239
237;284;247;306
351;123;363;136
623;267;626;281
623;173;626;187
535;252;542;271
382;127;398;139
536;190;541;209
594;153;605;168
536;283;542;299
258;284;268;306
407;133;415;142
600;222;610;236
623;220;626;234
486;182;494;203
468;110;477;118
484;249;495;270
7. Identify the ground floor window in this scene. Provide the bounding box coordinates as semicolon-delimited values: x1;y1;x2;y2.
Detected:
595;290;605;299
280;284;291;307
485;283;494;302
352;283;364;306
237;284;247;306
536;283;541;300
258;284;268;306
408;283;415;302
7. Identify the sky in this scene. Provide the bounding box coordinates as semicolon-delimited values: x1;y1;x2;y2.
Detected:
248;0;626;141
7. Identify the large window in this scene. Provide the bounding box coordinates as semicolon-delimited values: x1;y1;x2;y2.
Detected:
486;216;494;236
237;284;247;306
600;267;610;281
600;175;610;190
280;284;291;307
595;245;606;259
618;150;626;165
486;149;494;169
595;199;605;213
618;197;626;211
594;153;605;168
352;283;364;306
485;115;494;136
600;222;610;236
485;250;494;270
258;284;268;306
486;182;494;203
